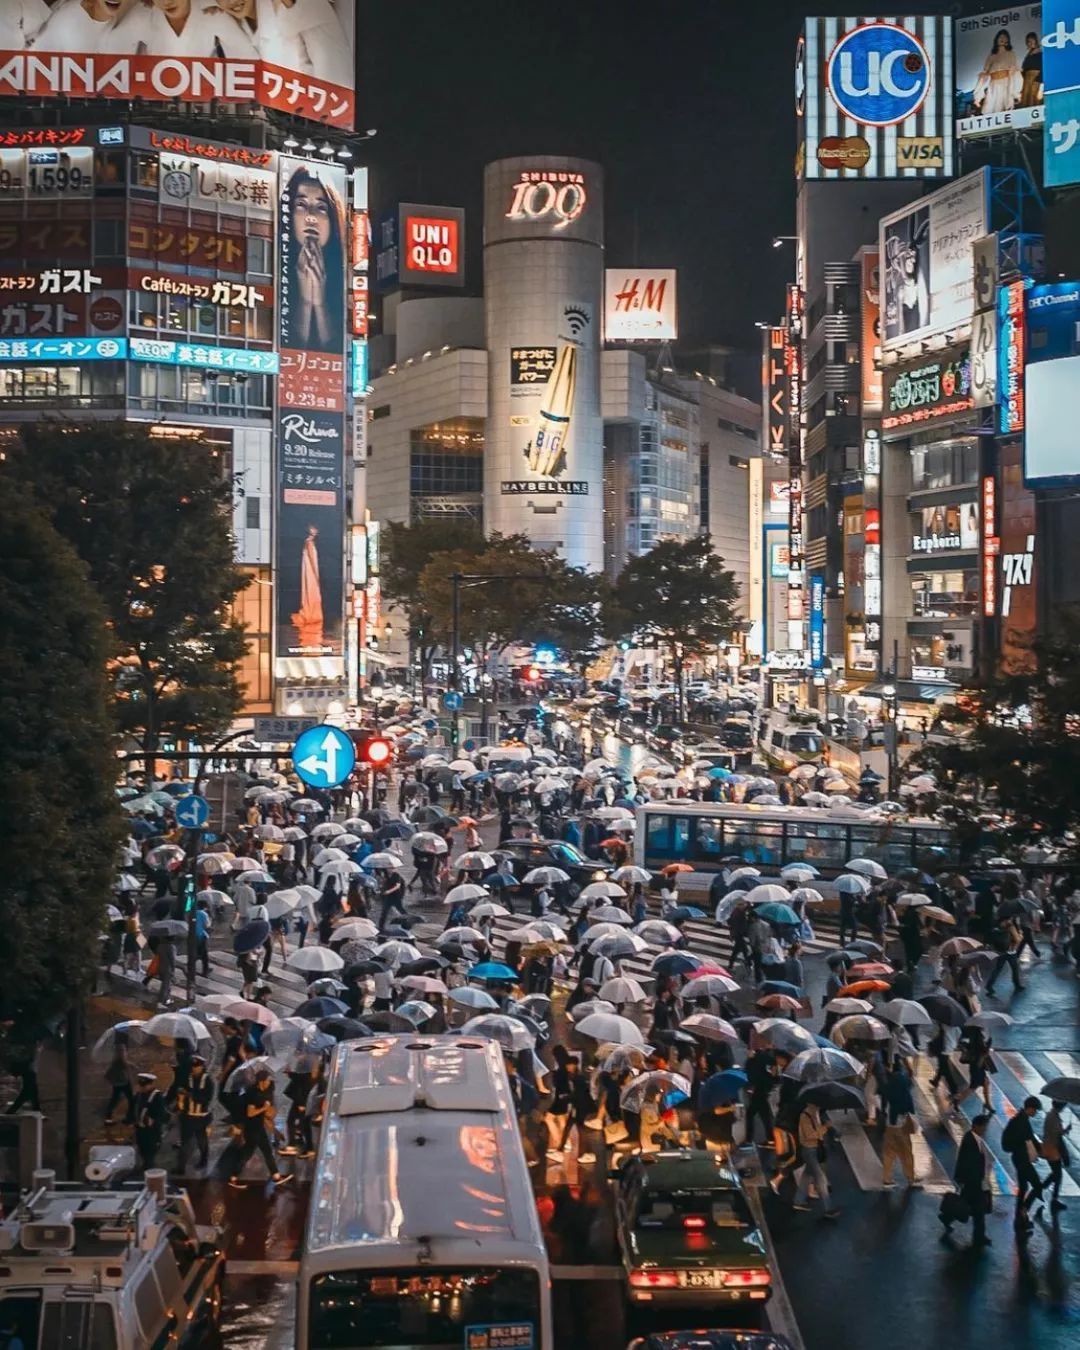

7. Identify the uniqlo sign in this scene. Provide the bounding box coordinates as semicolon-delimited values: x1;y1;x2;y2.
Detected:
404;215;460;275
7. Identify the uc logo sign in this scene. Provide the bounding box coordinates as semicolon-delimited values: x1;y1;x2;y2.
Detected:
827;23;931;128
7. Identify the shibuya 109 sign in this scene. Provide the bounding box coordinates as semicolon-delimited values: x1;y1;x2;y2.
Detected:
505;169;587;231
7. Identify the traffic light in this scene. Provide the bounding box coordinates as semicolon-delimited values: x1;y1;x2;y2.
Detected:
523;664;541;683
357;735;393;769
181;874;197;915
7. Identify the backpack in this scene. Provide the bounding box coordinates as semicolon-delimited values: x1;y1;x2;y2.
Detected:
1000;1112;1026;1154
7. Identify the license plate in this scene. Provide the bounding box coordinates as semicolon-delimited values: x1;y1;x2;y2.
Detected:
678;1270;720;1289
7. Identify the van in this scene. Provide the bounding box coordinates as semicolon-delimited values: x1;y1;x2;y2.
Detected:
758;713;826;773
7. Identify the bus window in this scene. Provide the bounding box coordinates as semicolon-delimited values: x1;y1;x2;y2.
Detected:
672;816;690;859
728;822;782;866
849;824;911;874
692;818;724;862
646;813;671;857
914;833;961;869
784;823;847;868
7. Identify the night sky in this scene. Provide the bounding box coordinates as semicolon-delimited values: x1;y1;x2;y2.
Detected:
358;0;957;360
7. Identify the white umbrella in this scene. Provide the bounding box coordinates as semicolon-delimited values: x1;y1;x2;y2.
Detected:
592;806;634;821
365;852;406;870
294;884;322;907
523;867;570;885
727;866;762;881
219;999;280;1028
265;889;301;919
876;999;934;1028
569;998;617;1022
590;932;648;959
836;873;872;895
788;887;824;906
311;822;340;839
599;976;648;1004
138;1013;212;1045
146;844;185;868
579;881;628;901
231;857;263;873
612;865;652;884
198;888;232;910
438;926;488;947
461;1014;535;1052
342;817;374;834
115;873;142;892
895;892;932;909
575;1012;647;1045
283;826;309;841
634;919;683;946
831;1014;891;1044
447;758;477;771
620;1070;692;1111
448;986;499;1010
328;833;365;850
782;1046;863;1083
788;764;819;781
966;1010;1013;1031
421;754;449;768
255;824;285;842
412;831;450;854
374;940;422;967
400;973;449;996
287;946;344;974
682;974;740;999
333;918;379;942
588;905;633;925
507;922;568;944
456;853;496;872
445;882;490;905
846;858;888;879
314;847;349;865
743;884;792;905
469;901;511;921
587;921;636;943
679;1013;739;1044
90;1020;146;1062
396;1000;438;1025
824;997;874;1016
781;863;819;881
197;854;233;875
262;1017;333;1057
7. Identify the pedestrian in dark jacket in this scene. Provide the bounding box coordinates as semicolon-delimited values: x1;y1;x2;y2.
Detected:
949;1114;993;1246
1002;1096;1045;1231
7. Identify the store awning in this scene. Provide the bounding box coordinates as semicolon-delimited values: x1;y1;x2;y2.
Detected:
863;679;958;703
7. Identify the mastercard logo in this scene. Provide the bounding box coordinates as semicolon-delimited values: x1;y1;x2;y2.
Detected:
816;136;872;171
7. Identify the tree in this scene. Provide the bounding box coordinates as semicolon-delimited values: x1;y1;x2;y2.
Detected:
0;477;124;1045
607;535;741;722
919;613;1080;851
381;518;484;678
6;423;250;769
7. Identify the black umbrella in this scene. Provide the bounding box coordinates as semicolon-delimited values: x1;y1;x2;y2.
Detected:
316;1015;371;1041
152;899;174;920
724;875;760;893
362;809;390;826
918;993;969;1027
411;806;450;825
295;996;349;1019
652;1029;697;1048
343;960;388;980
362;1010;414;1032
731;1015;761;1045
398;957;447;976
798;1081;866;1113
233;919;270;954
436;941;467;961
376;820;415;842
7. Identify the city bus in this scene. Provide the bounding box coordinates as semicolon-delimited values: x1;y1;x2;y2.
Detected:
297;1035;553;1350
634;801;961;878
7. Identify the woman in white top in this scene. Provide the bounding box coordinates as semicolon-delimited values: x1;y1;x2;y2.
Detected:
0;0;50;48
267;0;352;88
111;0;257;59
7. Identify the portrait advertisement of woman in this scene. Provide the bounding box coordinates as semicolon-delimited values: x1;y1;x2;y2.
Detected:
883;206;930;343
1019;30;1042;108
283;163;345;355
974;29;1023;114
291;522;324;650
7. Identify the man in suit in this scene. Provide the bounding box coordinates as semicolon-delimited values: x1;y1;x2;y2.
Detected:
953;1112;993;1247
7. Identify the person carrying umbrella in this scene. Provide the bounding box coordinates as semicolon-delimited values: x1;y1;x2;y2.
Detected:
377;867;408;932
175;1056;214;1174
103;1031;135;1126
951;1027;995;1114
228;1065;291;1189
744;1048;776;1147
1041;1099;1071;1214
283;1060;322;1159
132;1072;168;1172
985;906;1024;997
791;1100;839;1218
640;1084;681;1155
881;1058;919;1189
947;1113;993;1248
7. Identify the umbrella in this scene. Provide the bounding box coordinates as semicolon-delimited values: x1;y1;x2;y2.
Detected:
920;906;956;926
590;932;648;960
782;1046;862;1084
319;859;362;879
894;892;932;910
294;996;349;1020
965;1011;1013;1032
728;866;762;881
602;1045;651;1074
90;1020;146;1062
448;986;499;1011
846;858;887;879
365;852;406;870
287;947;344;974
233;919;270;954
699;1068;749;1108
599;976;648;1004
634;920;683;946
580;881;628;902
588;905;633;925
255;824;285;842
508;922;567;945
263;1019;334;1058
399;974;448;996
848;961;895;979
327;833;366;851
395;1000;438;1025
197;888;232;912
845;939;885;958
798;1081;867;1113
445;883;490;906
620;1070;692;1112
958;950;998;974
306;977;347;997
679;1013;739;1044
831;1014;890;1044
198;853;233;875
836;873;872;895
574;1012;646;1045
265;890;301;920
439;926;488;947
332;918;380;942
461;1014;536;1051
824;997;873;1016
652;951;703;978
612;866;652;884
456;853;496;873
311;822;341;839
756;902;800;927
877;999;934;1028
148;920;187;940
398;957;447;977
316;1016;370;1042
468;961;520;983
781;861;819;879
1040;1077;1080;1106
231;857;264;873
788;764;819;781
224;1056;279;1093
522;867;570;885
667;905;707;922
146;844;185;868
469;902;511;921
918;993;970;1027
569;998;617;1022
661;863;695;875
788;887;824;907
837;979;891;997
750;1019;818;1055
138;1012;211;1045
682;973;740;999
412;832;450;854
375;821;416;842
756;993;802;1014
940;936;983;957
374;941;423;968
743;884;791;906
219;998;280;1028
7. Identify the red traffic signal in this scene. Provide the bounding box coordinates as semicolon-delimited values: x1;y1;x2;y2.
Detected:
357;735;393;768
524;665;541;683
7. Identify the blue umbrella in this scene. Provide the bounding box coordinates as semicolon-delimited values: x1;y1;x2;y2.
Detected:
756;902;800;927
161;781;191;796
295;996;349;1019
405;745;428;760
464;771;491;783
759;979;802;999
699;1068;749;1109
614;797;637;809
376;821;415;842
232;919;269;954
484;873;514;889
469;962;519;983
707;766;732;779
667;905;706;922
652;952;702;978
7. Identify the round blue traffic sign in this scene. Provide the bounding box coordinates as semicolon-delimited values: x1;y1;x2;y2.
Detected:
827;22;931;128
174;794;209;829
291;725;356;789
443;690;463;712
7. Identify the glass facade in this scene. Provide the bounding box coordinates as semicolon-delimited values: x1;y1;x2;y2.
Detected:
409;417;484;524
233;566;273;713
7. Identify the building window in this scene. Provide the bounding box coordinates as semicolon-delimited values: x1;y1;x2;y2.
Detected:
910;569;979;619
128;363;271;418
409;417;484;497
233;566;272;712
0;362;124;409
910;438;979;491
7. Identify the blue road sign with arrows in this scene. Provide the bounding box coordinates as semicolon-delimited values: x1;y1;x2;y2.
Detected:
292;725;356;789
174;794;209;829
443;690;463;711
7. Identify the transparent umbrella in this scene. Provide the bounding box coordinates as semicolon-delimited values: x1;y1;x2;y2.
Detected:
286;947;344;974
781;1046;862;1084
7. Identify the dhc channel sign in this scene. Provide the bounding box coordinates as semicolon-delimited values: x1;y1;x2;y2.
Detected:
827;22;932;127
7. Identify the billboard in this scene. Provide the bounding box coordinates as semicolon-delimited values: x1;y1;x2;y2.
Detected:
604;269;678;341
1044;0;1080;93
879;170;989;350
911;501;981;553
372;203;466;291
860;250;882;412
999;279;1027;433
882;347;974;432
1;0;355;128
762;325;788;459
502;320;590;493
274;156;348;670
955;5;1045;139
798;16;954;179
1025;355;1080;483
1045;87;1080;184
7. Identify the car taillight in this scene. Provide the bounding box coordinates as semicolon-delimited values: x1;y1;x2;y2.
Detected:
629;1270;680;1289
682;1216;707;1230
723;1269;771;1287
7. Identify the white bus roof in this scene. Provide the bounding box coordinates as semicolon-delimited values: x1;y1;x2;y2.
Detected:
306;1036;545;1257
635;801;946;828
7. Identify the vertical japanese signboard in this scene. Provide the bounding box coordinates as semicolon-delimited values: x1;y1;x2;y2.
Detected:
762;324;788;459
999;279;1027;434
274;157;348;669
785;284;805;623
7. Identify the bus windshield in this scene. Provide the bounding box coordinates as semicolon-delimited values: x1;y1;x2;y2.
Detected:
788;732;823;755
308;1268;541;1349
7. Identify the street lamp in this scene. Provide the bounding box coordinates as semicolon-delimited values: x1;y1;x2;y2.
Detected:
879;681;900;800
772;235;797;249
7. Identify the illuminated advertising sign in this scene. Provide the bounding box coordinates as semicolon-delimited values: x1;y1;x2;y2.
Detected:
997;443;1037;670
350;206;369;338
130;271;268;311
500;314;591;496
768;479;790;514
879;170;990;351
402;208;464;284
128;336;278;372
912;502;981;553
505;170;587;231
955;5;1045;139
275;157;348;669
0;1;355;129
1044;0;1080;93
158;152;274;220
882;349;974;432
809;574;825;669
762;325;788;460
0;146;93;199
0;335;124;361
785;286;804;621
999;279;1027;434
799;16;954;179
860;251;882;412
1025;353;1080;483
351;339;369;398
604;269;678;341
770;542;791;578
982;473;999;617
485;158;602;248
128;212;246;274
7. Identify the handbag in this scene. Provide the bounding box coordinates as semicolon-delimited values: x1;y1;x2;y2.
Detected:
939;1190;970;1225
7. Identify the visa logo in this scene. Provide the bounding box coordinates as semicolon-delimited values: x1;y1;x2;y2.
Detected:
897;137;944;165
